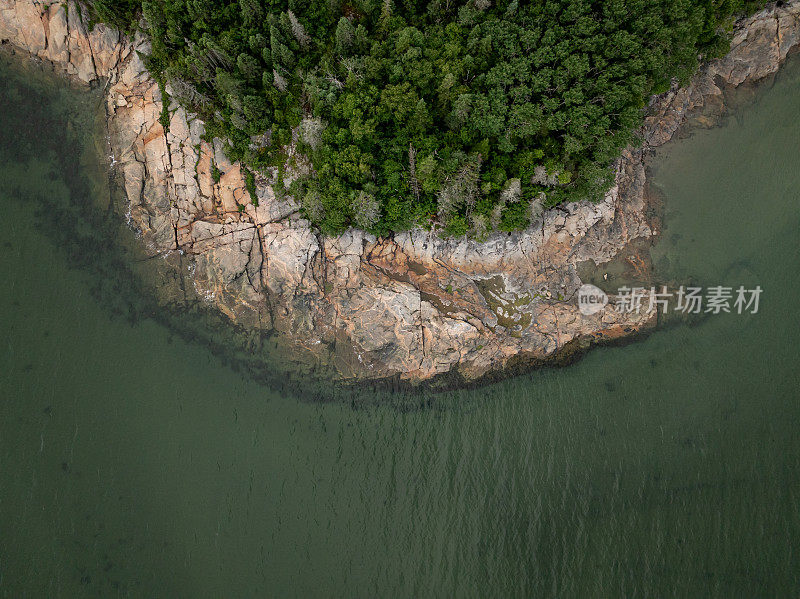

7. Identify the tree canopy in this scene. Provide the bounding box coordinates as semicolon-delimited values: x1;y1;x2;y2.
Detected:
85;0;764;236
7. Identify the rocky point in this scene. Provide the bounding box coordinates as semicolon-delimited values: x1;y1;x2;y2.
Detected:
2;0;799;385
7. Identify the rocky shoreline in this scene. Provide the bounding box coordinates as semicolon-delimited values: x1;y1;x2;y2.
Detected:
2;0;799;386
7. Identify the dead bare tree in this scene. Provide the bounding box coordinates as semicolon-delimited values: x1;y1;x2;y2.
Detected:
408;144;421;202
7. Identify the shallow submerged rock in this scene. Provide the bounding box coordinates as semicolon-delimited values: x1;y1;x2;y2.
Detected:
2;0;799;385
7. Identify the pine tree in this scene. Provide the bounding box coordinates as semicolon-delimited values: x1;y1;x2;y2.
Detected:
335;17;355;54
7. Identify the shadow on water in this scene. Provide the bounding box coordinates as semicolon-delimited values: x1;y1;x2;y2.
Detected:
0;49;438;406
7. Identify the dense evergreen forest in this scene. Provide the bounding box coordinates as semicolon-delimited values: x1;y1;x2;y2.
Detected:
86;0;763;236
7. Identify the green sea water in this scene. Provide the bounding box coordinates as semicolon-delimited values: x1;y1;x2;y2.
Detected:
0;50;798;598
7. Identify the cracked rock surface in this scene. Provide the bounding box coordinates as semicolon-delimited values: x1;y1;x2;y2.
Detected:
3;0;799;384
